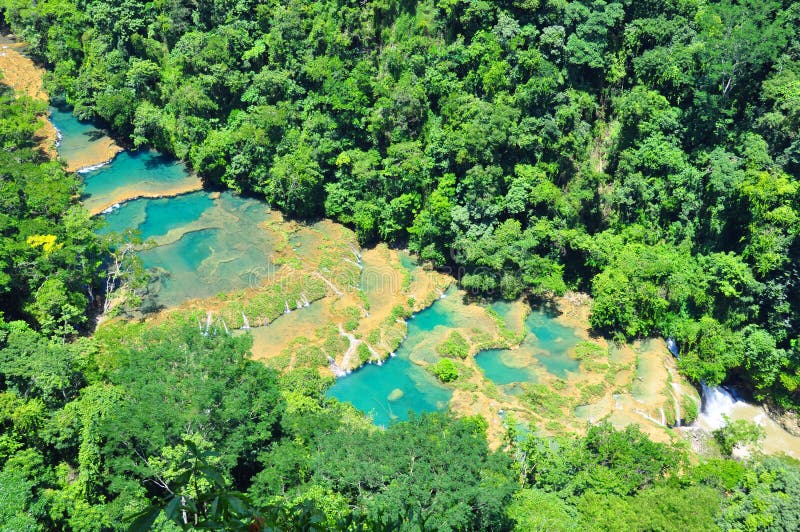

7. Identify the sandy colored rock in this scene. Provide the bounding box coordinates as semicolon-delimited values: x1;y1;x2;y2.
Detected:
0;41;58;157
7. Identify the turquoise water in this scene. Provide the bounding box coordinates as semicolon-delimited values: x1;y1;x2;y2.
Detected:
49;101;109;166
398;251;417;271
329;295;584;424
525;310;581;377
49;103;199;213
410;296;458;332
52;103;580;421
476;349;539;385
488;301;517;322
101;193;213;240
327;300;454;426
475;308;581;385
116;192;279;308
80;151;189;199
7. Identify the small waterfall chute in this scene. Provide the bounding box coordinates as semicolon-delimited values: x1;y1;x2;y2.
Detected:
670;383;682;427
348;244;362;263
666;337;680;359
204;311;212;335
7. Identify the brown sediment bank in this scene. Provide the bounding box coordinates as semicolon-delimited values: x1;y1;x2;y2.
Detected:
0;40;58;157
85;180;204;216
65;139;123;174
0;36;122;170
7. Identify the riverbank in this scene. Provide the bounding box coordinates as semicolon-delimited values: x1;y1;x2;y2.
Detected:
18;28;797;459
85;180;204;216
0;35;122;171
0;39;58;157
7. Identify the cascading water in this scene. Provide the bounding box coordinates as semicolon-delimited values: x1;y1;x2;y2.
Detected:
689;382;800;458
670;383;683;427
666;337;680;358
698;383;739;429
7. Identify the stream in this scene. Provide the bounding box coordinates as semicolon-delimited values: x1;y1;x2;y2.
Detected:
50;104;800;454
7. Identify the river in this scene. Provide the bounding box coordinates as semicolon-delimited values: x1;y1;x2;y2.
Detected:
44;95;800;454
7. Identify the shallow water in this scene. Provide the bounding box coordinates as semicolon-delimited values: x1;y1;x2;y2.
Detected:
476;348;540;385
80;150;200;214
49;102;106;164
327;297;454;426
475;308;581;387
248;303;330;360
57;102;800;453
102;191;279;308
101;192;214;240
48;101;121;172
525;310;582;377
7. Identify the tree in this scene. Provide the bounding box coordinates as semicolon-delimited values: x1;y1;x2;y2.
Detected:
311;413;515;530
25;278;85;340
430;358;459;382
712;416;765;456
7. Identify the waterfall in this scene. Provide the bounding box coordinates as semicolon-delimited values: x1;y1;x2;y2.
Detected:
666;337;680;358
296;299;303;309
344;258;363;270
197;316;203;332
671;383;682;427
327;356;346;377
301;293;310;307
241;312;250;330
284;299;290;314
221;319;229;335
699;383;739;429
349;244;362;263
204;311;212;335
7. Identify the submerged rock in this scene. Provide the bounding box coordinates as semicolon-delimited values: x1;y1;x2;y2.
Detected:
387;388;404;402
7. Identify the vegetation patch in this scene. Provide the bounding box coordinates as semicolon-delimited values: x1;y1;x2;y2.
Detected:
436;330;469;359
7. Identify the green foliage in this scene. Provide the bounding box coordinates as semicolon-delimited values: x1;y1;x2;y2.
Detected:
436;330;469;359
342;306;361;332
310;413;516;529
712;416;766;456
518;423;679;498
717;457;800;532
429;358;459;383
127;440;263;531
5;0;800;407
522;383;567;417
0;86;102;335
4;0;800;528
507;488;575;531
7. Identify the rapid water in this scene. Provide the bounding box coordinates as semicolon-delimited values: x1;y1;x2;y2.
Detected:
694;384;800;458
